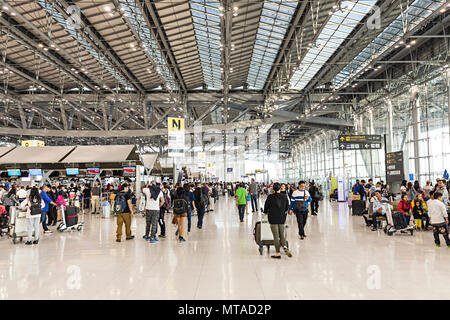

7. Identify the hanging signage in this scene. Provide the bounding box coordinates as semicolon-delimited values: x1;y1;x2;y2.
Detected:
168;117;185;157
338;135;382;150
21;140;45;147
227;168;233;173
198;151;206;170
385;151;404;184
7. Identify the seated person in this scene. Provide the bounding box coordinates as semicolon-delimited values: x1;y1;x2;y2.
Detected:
371;191;386;231
398;193;411;226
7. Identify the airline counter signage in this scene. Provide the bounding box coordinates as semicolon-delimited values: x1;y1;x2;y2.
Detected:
168;117;185;157
338;135;382;150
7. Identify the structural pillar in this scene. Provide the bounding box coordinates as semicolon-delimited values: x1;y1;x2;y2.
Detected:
386;98;394;152
368;108;374;178
410;85;420;181
446;69;450;145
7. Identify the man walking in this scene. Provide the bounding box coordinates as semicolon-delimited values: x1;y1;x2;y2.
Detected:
194;183;208;229
142;181;164;243
289;181;311;239
235;183;248;222
114;183;135;242
249;178;258;212
91;182;101;214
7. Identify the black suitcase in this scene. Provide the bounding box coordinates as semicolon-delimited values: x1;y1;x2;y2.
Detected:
392;211;407;229
65;206;79;227
351;200;365;216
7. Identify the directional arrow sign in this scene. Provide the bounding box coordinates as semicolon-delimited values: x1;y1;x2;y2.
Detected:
337;135;382;150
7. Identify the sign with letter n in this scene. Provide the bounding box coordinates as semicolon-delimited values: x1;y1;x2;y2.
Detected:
168;117;185;157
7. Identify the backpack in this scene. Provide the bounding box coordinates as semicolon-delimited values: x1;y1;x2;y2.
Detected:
295;191;307;212
199;190;208;207
114;193;128;213
173;197;188;214
30;199;41;216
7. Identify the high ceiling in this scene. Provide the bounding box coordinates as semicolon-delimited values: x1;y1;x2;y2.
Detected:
0;0;449;153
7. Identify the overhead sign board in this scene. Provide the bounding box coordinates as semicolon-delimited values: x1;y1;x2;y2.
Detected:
168;117;185;157
386;151;404;183
227;168;233;173
21;140;45;147
338;135;382;150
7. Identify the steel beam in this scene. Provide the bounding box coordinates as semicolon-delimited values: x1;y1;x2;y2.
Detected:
141;0;187;92
263;0;308;92
54;0;145;93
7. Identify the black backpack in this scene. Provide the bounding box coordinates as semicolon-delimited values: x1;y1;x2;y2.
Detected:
114;193;128;213
30;199;42;216
199;190;208;207
173;197;188;214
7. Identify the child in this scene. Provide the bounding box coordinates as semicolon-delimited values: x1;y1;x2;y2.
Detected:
427;192;450;247
398;193;411;226
412;194;425;231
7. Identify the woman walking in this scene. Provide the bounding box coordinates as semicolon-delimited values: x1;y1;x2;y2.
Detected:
263;182;292;259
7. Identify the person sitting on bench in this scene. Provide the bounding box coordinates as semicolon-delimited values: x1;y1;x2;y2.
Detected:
371;191;386;231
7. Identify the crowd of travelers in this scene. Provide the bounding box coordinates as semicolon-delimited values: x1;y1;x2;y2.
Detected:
353;177;450;247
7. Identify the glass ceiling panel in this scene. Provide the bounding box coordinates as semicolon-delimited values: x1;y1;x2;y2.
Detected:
331;0;445;88
36;0;131;89
118;0;178;91
190;0;222;90
289;0;376;90
247;0;296;90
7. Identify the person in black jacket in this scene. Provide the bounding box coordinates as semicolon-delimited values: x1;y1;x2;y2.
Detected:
263;182;292;259
309;182;319;216
193;183;207;229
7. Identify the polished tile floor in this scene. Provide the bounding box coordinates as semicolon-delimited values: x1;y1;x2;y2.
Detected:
0;195;449;300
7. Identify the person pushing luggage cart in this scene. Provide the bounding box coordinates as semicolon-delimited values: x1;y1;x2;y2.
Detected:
258;182;292;259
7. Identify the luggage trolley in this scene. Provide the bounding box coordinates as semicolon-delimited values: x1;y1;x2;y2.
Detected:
382;202;414;236
9;206;28;244
57;204;84;232
254;209;289;255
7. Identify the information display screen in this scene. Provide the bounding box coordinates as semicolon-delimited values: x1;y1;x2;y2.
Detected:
87;168;100;175
7;169;21;176
386;151;404;183
29;168;42;176
66;168;79;176
123;167;136;175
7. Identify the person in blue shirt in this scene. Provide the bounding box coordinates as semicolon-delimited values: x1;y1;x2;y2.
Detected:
40;185;57;233
289;181;312;240
184;183;196;234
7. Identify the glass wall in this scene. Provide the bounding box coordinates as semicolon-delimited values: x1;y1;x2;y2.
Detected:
283;67;450;190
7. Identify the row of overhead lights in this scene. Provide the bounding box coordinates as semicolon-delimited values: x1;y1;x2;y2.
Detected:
219;5;239;17
1;5;15;15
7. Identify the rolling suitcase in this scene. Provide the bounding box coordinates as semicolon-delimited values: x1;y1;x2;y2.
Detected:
65;206;79;227
392;211;407;230
253;218;288;255
351;200;365;216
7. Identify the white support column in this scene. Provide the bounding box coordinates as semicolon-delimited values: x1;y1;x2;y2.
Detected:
386;98;394;152
368;108;374;178
410;85;420;181
446;69;450;145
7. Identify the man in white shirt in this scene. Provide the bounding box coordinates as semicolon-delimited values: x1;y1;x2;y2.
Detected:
16;186;28;202
142;181;164;243
428;192;450;247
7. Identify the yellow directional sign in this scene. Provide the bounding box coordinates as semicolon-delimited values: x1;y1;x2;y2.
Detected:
168;117;185;132
21;140;45;147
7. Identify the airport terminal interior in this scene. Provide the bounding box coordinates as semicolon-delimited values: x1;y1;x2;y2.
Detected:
0;0;449;300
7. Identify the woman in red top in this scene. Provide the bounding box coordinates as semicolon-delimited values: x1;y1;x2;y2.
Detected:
398;193;411;225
